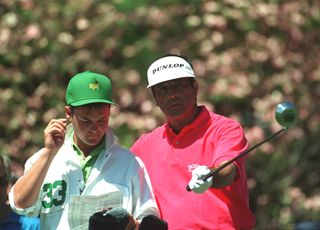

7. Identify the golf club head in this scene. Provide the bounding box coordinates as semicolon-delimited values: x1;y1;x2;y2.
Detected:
275;101;297;128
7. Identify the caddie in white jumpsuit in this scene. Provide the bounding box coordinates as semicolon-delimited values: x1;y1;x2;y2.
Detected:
9;71;159;230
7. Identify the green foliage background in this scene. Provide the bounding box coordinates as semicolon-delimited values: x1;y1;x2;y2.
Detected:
1;0;319;229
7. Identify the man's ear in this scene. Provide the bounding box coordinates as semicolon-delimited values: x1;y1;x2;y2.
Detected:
151;88;159;107
65;106;72;121
193;80;199;96
154;97;159;107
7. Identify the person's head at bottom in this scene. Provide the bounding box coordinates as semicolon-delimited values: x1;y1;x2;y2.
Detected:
139;215;168;230
88;208;168;230
88;208;133;230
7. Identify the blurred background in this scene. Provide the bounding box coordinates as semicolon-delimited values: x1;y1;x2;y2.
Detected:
0;0;319;229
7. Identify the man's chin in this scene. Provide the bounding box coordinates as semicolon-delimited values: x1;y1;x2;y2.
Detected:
86;137;103;146
166;109;186;118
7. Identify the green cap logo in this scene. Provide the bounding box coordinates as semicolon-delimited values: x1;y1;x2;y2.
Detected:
89;82;100;90
66;71;115;106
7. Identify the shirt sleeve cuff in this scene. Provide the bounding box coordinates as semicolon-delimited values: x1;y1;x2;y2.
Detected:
9;185;41;217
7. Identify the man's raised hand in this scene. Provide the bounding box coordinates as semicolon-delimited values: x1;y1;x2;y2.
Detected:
44;118;67;154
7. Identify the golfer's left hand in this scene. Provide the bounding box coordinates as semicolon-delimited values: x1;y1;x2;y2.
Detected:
188;165;213;193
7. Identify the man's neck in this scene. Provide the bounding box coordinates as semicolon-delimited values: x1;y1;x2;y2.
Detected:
168;106;202;134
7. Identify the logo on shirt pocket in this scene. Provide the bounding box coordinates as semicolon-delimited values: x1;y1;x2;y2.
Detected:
188;164;200;173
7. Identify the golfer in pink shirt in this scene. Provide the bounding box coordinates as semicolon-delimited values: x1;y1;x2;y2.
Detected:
131;54;255;230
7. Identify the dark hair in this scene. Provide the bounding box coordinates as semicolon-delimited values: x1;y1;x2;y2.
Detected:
0;154;11;187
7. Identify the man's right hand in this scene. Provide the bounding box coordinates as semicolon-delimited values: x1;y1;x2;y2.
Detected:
11;118;67;209
44;118;67;155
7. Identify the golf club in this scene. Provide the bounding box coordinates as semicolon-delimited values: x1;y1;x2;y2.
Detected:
186;101;298;192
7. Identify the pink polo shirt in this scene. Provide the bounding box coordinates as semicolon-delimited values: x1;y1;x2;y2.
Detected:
131;106;255;230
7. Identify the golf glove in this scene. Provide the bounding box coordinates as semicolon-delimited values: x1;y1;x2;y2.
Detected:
188;165;213;194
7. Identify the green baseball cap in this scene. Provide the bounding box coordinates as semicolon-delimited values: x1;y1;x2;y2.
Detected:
66;71;115;106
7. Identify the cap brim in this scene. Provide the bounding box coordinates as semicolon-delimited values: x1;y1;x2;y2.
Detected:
69;99;117;106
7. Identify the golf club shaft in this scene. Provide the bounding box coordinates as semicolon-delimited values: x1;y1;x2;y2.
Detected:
186;127;287;191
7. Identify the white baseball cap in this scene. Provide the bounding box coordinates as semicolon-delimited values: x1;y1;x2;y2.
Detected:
147;56;195;88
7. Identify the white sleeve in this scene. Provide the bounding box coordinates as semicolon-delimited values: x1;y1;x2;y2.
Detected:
9;184;42;217
131;156;160;221
8;150;44;217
